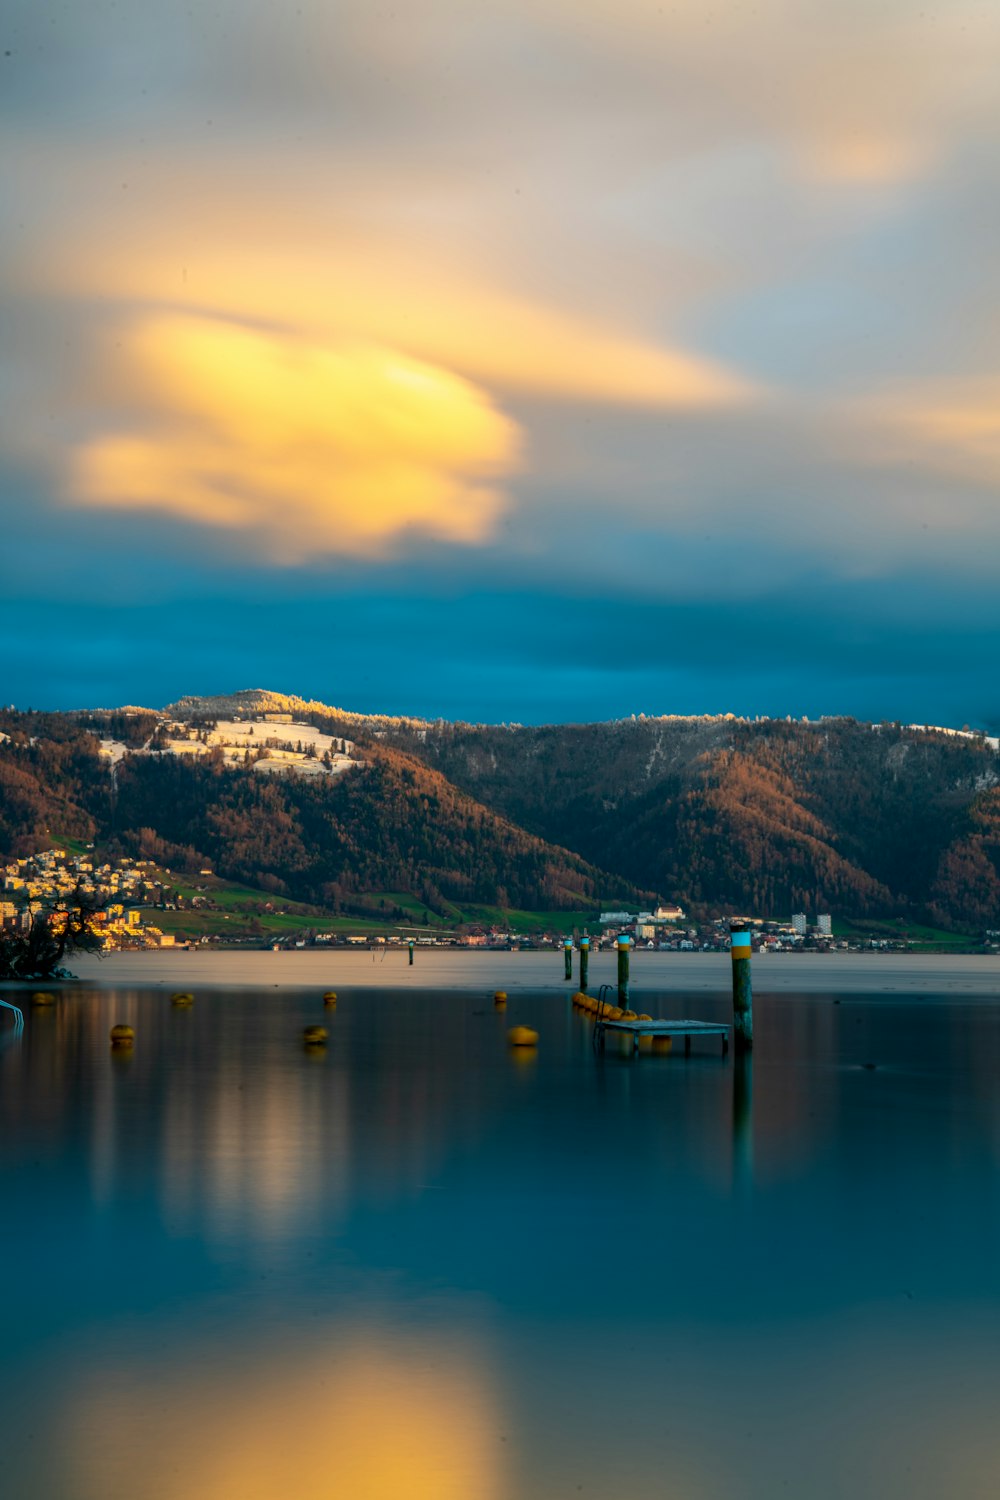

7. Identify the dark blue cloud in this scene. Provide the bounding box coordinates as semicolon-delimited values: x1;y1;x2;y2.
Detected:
3;572;998;731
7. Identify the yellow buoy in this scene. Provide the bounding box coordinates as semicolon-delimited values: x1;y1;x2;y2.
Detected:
31;991;56;1006
110;1024;134;1048
606;1007;624;1021
170;991;194;1006
638;1013;652;1022
303;1025;328;1046
652;1036;673;1056
323;991;338;1006
621;1009;638;1020
507;1026;538;1047
494;991;507;1002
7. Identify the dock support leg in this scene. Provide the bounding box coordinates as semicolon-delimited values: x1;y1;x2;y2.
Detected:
684;1035;691;1056
579;939;590;994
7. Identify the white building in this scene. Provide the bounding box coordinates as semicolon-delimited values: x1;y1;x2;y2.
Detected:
816;913;832;935
791;913;808;935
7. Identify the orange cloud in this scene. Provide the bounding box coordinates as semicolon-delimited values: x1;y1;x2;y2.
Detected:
38;223;751;412
68;315;519;559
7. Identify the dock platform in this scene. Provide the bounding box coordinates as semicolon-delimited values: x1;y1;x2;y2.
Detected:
593;1017;730;1056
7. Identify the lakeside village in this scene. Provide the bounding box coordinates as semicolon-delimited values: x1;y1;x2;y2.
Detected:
1;846;945;956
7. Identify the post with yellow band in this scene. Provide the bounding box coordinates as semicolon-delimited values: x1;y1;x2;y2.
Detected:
579;937;590;994
730;924;753;1053
564;938;573;981
617;936;631;1009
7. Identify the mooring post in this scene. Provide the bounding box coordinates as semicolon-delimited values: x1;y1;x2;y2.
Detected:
579;937;590;993
564;938;573;981
408;939;414;967
617;935;631;1009
730;923;753;1052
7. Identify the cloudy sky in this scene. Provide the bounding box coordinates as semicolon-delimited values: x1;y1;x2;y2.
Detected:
3;0;999;724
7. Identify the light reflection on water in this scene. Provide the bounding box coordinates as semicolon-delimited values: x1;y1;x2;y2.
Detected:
2;986;1000;1498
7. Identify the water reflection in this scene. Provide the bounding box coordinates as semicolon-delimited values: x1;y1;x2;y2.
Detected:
68;1326;505;1500
4;985;1000;1499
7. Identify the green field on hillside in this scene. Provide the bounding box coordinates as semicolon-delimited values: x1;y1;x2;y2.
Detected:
833;915;974;950
457;905;599;934
148;908;395;940
366;892;598;933
50;835;93;857
143;873;600;940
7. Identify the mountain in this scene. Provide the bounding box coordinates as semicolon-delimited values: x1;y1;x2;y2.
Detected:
163;687;429;735
2;695;999;929
0;705;643;918
376;713;1000;929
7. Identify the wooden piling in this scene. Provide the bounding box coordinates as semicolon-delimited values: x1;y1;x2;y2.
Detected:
564;939;573;981
617;936;631;1008
730;924;753;1053
579;937;590;993
408;939;414;967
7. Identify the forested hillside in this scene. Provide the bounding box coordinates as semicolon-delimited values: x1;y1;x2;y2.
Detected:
2;698;999;929
0;710;637;915
0;715;105;855
109;744;623;911
383;715;1000;928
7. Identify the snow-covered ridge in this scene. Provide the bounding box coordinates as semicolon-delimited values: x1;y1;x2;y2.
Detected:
905;724;1000;751
99;717;359;780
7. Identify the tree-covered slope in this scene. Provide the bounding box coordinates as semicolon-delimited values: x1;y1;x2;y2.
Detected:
3;701;1000;928
0;712;642;914
385;715;1000;927
109;743;632;911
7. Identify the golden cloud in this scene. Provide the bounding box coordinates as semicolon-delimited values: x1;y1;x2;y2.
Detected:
68;315;519;560
40;224;752;412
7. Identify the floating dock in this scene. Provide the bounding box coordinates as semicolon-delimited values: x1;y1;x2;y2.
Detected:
593;1016;730;1056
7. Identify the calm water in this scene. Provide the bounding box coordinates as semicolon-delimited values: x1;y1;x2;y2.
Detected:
2;984;1000;1499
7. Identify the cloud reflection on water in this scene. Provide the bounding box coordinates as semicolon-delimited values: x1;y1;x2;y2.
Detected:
69;1326;506;1500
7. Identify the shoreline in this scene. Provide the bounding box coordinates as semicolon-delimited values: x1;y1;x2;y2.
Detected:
51;948;1000;995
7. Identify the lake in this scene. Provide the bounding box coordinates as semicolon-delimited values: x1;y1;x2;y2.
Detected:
3;973;1000;1498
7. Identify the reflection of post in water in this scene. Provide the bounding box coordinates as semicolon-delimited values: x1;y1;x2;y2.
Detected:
732;1053;754;1189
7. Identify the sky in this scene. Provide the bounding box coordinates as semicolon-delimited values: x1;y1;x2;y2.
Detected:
3;0;1000;726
